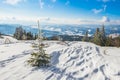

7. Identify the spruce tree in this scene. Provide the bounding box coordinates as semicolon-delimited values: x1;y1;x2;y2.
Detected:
34;34;38;40
93;28;101;45
0;32;1;38
27;20;50;67
100;25;106;46
82;30;89;42
92;25;107;46
14;26;24;40
106;36;113;46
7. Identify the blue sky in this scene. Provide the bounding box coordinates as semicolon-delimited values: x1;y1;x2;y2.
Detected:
0;0;120;25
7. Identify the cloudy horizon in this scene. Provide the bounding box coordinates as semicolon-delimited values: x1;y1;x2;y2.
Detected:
0;0;120;25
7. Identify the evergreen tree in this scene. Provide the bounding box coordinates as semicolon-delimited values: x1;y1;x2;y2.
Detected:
14;26;35;40
27;46;50;67
100;25;106;46
22;34;27;40
14;26;24;40
82;31;89;42
93;28;102;45
118;36;120;47
27;32;34;40
22;30;27;40
92;25;107;46
27;20;51;67
113;36;120;47
106;37;113;46
34;34;38;40
0;32;1;38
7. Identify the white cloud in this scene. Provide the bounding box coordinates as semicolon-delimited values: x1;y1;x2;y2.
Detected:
0;15;37;25
38;18;102;25
0;16;16;21
92;5;107;14
65;1;70;6
101;16;110;22
92;9;103;14
103;5;107;11
39;0;44;9
44;17;51;21
2;0;26;5
111;20;120;24
0;15;120;25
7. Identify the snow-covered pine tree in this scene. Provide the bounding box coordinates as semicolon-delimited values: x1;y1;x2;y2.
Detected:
28;20;51;67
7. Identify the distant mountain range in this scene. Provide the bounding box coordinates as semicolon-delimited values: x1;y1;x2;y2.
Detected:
0;24;120;37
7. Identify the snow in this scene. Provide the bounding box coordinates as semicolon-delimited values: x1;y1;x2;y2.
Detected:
0;37;120;80
0;36;18;44
109;33;120;38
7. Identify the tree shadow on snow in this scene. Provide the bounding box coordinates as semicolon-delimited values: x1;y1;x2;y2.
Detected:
32;51;89;80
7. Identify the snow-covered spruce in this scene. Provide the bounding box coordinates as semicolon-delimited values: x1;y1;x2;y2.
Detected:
27;46;51;67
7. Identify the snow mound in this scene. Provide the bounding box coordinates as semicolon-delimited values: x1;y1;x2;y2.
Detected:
0;41;120;80
48;42;120;80
0;36;18;44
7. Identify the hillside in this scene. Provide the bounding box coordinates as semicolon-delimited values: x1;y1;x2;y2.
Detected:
0;36;18;44
0;40;120;80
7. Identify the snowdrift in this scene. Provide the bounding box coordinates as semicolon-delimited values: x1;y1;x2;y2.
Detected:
49;42;120;80
0;35;18;44
0;41;120;80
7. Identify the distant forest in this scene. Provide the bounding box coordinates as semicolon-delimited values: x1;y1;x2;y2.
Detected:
13;26;37;40
82;25;120;47
13;26;120;47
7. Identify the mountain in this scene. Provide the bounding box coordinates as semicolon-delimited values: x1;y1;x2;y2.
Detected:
0;24;120;37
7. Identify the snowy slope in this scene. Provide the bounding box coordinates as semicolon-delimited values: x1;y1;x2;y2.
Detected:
0;36;18;44
0;41;120;80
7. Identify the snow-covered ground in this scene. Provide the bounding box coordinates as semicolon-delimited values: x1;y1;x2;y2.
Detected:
0;36;18;45
0;36;120;80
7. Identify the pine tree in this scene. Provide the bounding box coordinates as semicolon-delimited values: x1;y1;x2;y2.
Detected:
27;46;50;67
32;34;38;40
118;36;120;47
0;32;1;38
14;26;24;40
113;36;120;47
22;30;27;40
92;25;107;46
93;28;101;45
106;36;113;46
27;20;51;67
82;30;89;42
100;25;106;46
14;26;35;40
